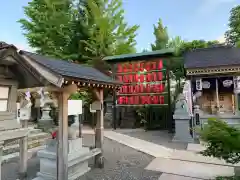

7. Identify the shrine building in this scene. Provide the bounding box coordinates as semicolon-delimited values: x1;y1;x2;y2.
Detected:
184;45;240;126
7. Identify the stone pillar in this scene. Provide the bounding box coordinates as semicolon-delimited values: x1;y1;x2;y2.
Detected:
19;120;28;179
172;94;194;143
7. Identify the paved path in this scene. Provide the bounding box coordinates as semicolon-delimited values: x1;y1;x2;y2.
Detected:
104;130;236;180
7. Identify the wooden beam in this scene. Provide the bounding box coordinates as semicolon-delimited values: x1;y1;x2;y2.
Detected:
18;86;60;93
94;88;104;168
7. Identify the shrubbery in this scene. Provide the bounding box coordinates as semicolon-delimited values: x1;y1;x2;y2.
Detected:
199;118;240;164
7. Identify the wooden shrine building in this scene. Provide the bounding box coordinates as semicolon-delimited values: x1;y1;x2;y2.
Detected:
184;45;240;127
103;49;175;131
0;42;120;180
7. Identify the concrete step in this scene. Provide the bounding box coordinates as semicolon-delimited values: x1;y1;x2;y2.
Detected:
146;158;234;179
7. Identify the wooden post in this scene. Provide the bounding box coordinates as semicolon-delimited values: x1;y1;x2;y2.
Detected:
215;78;220;113
112;64;117;130
57;92;69;180
57;84;77;180
19;120;28;179
166;60;172;133
95;88;104;168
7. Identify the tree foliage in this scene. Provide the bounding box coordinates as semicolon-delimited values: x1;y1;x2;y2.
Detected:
225;5;240;45
151;19;169;51
199;118;240;164
19;0;81;60
82;0;139;60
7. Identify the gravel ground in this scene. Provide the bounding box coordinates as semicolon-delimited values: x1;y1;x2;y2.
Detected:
2;135;161;180
116;129;187;150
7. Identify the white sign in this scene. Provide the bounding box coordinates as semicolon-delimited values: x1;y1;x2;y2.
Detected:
223;80;233;87
91;101;101;111
196;79;202;91
68;100;82;115
202;81;210;89
90;104;96;113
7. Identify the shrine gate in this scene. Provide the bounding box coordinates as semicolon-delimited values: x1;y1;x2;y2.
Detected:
103;49;175;132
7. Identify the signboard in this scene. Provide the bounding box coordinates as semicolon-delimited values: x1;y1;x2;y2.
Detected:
116;59;166;105
68;100;82;115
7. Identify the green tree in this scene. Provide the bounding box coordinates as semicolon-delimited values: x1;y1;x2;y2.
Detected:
19;0;81;60
225;5;240;45
82;0;139;60
151;19;169;51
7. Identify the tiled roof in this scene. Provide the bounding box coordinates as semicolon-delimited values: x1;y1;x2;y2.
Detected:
184;45;240;69
19;50;118;84
103;49;175;62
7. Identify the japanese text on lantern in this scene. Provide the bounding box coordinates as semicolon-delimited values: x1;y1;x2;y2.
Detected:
117;60;165;105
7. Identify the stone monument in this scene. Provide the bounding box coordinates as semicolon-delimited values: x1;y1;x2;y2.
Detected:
172;94;194;143
33;99;90;180
33;120;90;180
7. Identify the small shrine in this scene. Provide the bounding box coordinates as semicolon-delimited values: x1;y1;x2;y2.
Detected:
0;42;120;180
103;49;174;130
184;45;240;126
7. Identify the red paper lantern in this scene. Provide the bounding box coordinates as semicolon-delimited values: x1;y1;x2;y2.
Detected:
123;75;127;83
125;96;129;104
129;85;134;93
158;60;163;69
146;84;151;93
140;62;144;71
117;64;122;73
135;74;139;82
152;84;158;93
145;62;151;71
134;63;139;72
139;74;144;82
134;85;139;93
129;74;133;82
118;97;123;104
139;84;144;93
129;96;134;104
152;96;158;104
129;63;133;72
159;83;164;92
152;62;157;70
159;96;164;104
146;73;152;82
152;72;157;81
134;96;140;104
158;72;163;81
123;86;128;93
118;76;122;82
123;64;128;73
140;96;145;104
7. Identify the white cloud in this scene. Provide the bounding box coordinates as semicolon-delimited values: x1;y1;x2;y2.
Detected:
198;0;236;14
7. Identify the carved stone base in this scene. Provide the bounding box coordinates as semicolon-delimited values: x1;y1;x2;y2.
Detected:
32;138;90;180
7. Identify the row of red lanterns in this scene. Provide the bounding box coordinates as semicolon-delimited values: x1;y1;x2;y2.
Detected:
117;60;163;73
119;83;165;94
117;95;165;105
118;72;163;83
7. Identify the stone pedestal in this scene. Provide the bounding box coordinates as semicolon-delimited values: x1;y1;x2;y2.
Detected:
172;94;194;143
33;138;90;180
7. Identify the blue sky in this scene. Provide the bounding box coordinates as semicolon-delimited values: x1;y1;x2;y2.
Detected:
0;0;239;52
